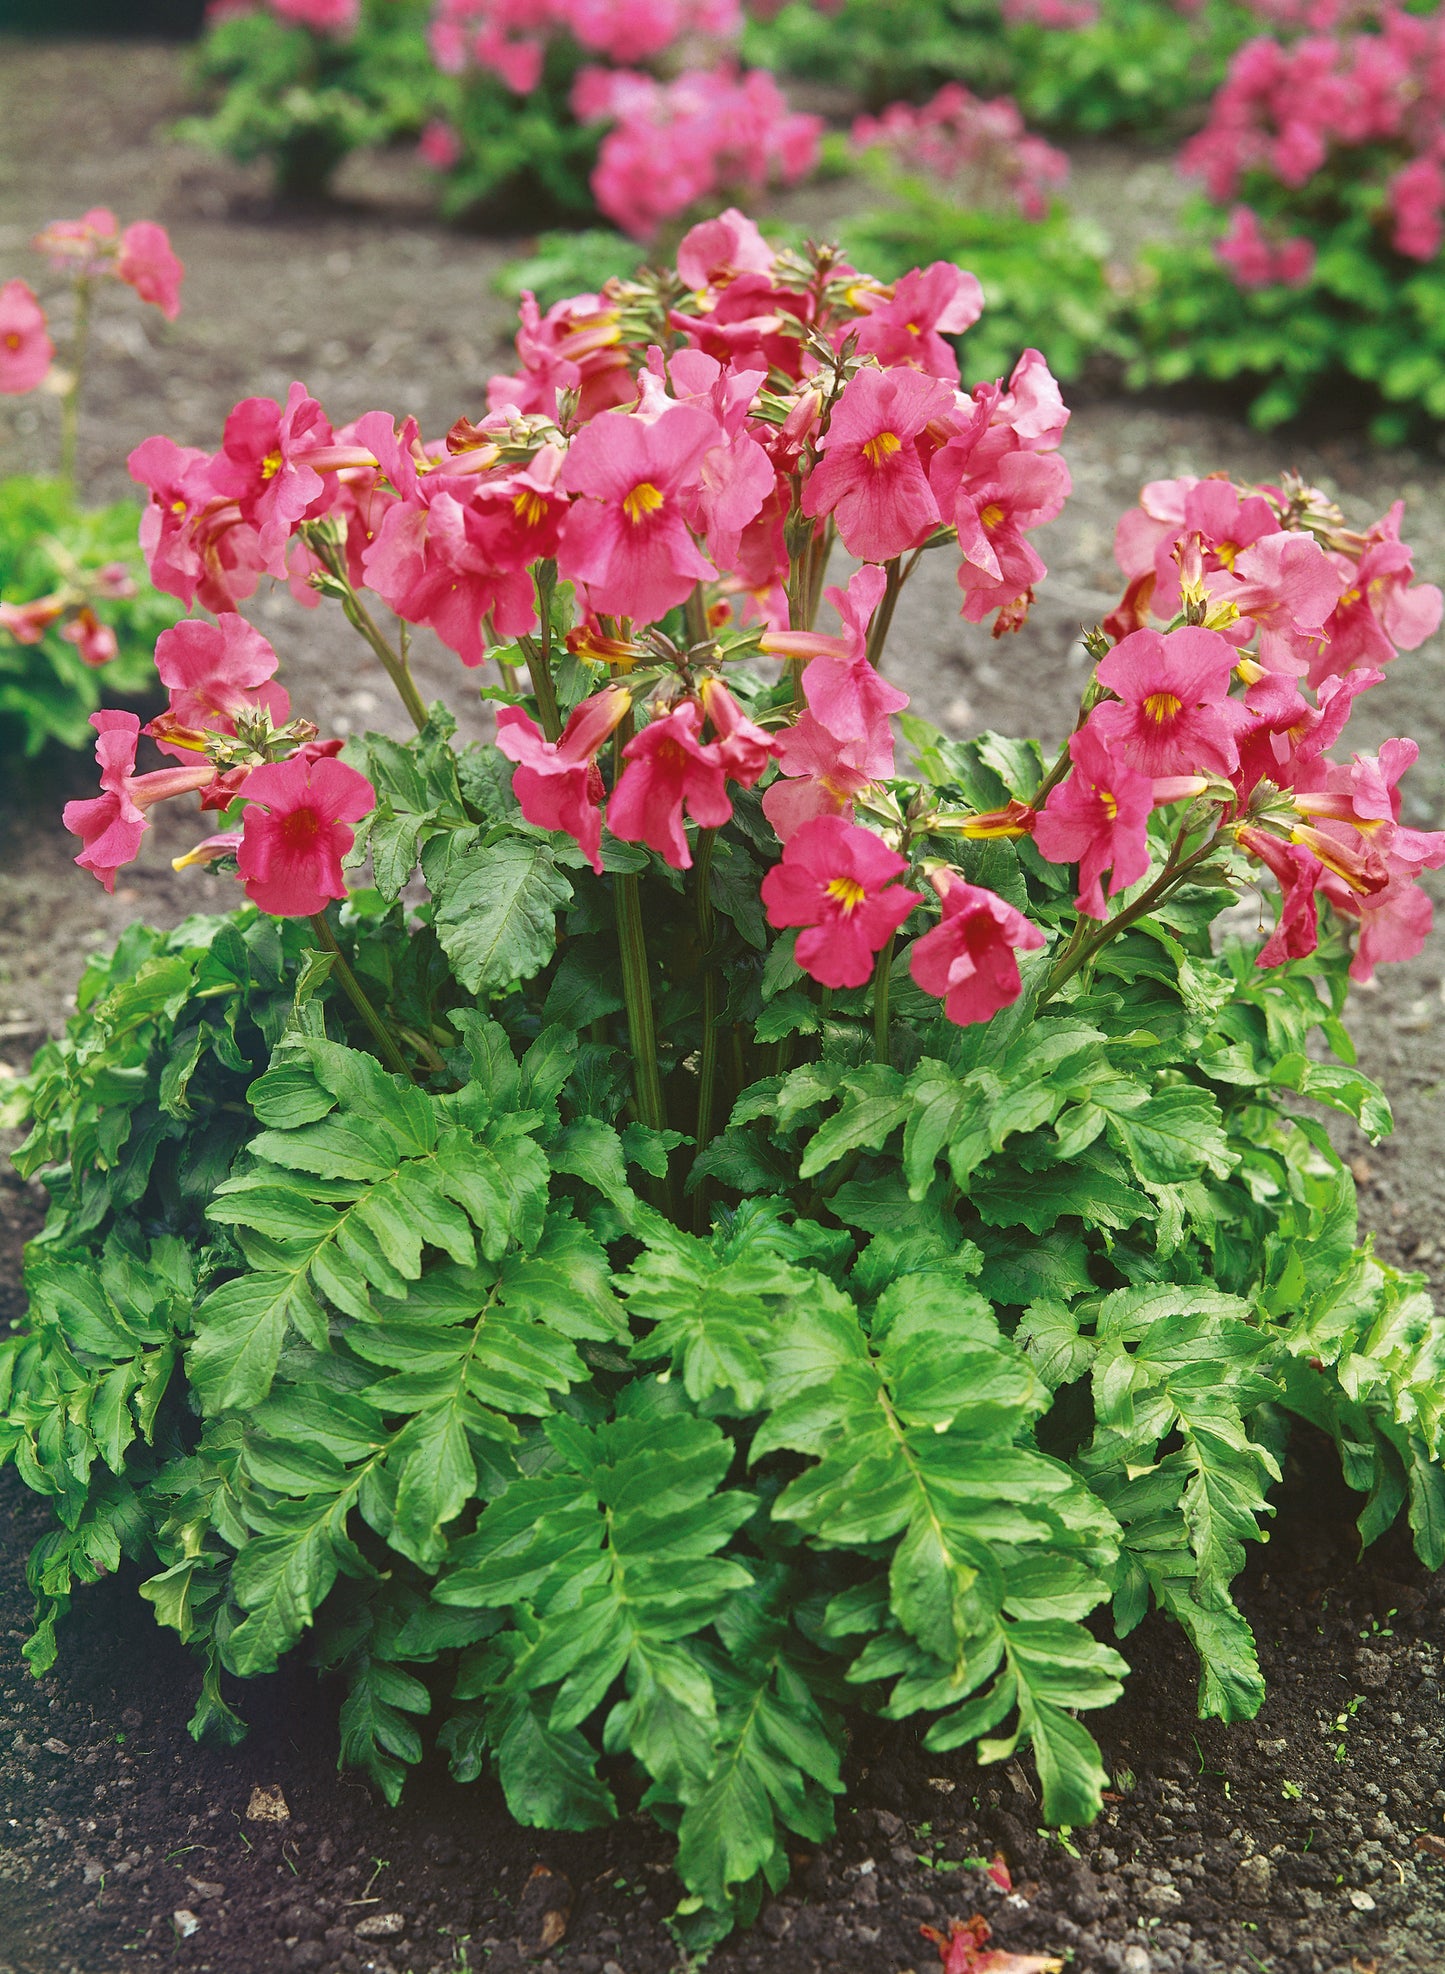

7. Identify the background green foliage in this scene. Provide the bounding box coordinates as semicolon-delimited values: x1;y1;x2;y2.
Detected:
746;0;1254;134
840;185;1121;384
4;690;1443;1939
177;0;436;198
1128;185;1445;441
0;476;178;756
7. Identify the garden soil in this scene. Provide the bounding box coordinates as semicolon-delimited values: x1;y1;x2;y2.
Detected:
3;36;1445;1974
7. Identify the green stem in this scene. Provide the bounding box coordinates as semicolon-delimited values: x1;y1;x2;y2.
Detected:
1039;835;1220;1007
339;586;429;733
873;933;898;1066
614;872;668;1139
310;913;415;1080
59;276;91;491
693;830;721;1229
865;558;904;670
684;582;709;649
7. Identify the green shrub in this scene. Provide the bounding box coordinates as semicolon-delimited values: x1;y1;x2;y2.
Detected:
177;0;437;199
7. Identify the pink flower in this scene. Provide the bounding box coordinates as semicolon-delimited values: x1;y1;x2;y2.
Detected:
495;686;631;874
760;712;873;842
234;753;376;917
418;119;463;171
1220;530;1347;675
1215;205;1315;290
675;208;775;292
606;699;732;868
271;0;361;29
850;262;984;383
908;868;1045;1025
760;814;921;989
1032;725;1154;919
1236;826;1324;965
1091;625;1247;777
0;280;53;395
1317;502;1443;680
149;613;290;750
1389;155;1445;261
31;208;118;276
60;609;117;668
557;401;718;623
212;382;336;569
62;711;215;893
128;433;266;614
801;366;955;563
698;676;779;788
936;445;1070;627
116;221;185;320
760;565;909;778
1322;870;1434;984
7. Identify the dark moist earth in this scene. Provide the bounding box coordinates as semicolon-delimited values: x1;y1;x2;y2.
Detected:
4;36;1445;1974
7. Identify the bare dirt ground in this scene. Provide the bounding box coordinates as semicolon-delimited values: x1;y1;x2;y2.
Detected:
2;35;1445;1974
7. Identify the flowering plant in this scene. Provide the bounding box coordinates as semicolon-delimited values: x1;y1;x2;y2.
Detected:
0;211;185;753
7;226;1445;1942
1128;4;1445;436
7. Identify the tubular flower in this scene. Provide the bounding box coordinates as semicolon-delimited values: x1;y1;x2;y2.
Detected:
116;221;184;320
557;401;719;623
1091;624;1248;778
849;261;985;383
764;563;908;777
801;365;955;563
697;676;779;788
908;868;1045;1025
495;687;631;874
760;814;921;990
1236;826;1324;966
761;712;873;843
1033;724;1154;919
607;699;733;868
0;279;53;395
212;382;336;569
234;753;376;917
62;711;216;893
148;614;290;752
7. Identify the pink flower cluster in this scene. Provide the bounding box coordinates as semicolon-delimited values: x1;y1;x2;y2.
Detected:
203;0;361;31
1214;204;1316;287
1097;471;1445;977
575;66;821;240
1183;9;1445;269
1;210;183;397
852;84;1069;221
63;614;375;918
428;0;740;91
0;559;136;669
84;223;1441;1013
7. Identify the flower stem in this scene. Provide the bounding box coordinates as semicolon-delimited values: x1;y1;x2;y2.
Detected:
614;872;668;1138
337;583;429;733
59;276;91;491
692;829;721;1228
873;932;897;1065
310;912;415;1080
865;557;904;670
520;560;563;741
1039;834;1221;1006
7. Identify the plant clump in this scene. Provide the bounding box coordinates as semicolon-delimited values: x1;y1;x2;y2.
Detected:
4;221;1445;1945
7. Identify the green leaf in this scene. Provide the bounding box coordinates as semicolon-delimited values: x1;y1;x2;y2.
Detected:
433;837;573;995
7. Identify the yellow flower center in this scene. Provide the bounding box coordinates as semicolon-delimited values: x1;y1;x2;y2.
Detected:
622;481;665;525
825;875;867;913
260;448;284;481
1143;691;1183;724
862;430;903;469
1215;539;1239;570
512;488;550;528
1099;788;1118;820
979;503;1005;530
1339;585;1361;608
3;332;21;352
171;498;188;516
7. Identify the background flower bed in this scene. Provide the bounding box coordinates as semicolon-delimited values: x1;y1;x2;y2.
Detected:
3;30;1445;1974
